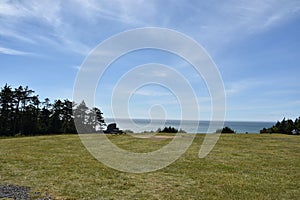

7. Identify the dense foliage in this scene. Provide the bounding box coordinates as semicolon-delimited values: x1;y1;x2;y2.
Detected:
216;126;235;134
260;117;300;134
159;126;178;133
0;84;105;136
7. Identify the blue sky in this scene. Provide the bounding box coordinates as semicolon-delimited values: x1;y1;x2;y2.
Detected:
0;0;299;121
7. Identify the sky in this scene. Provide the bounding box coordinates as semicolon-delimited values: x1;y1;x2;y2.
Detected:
0;0;300;122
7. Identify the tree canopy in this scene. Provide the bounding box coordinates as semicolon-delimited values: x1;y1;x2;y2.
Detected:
260;117;300;134
216;126;235;134
0;84;105;136
158;126;178;133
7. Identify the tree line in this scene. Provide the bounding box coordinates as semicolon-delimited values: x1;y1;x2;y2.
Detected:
0;84;105;136
260;117;300;134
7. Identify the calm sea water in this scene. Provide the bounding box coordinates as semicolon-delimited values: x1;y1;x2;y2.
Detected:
105;118;275;133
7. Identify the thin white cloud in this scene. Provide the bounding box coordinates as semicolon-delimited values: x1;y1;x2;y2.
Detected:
0;0;61;25
71;65;81;70
0;0;157;56
0;28;36;44
134;89;171;97
138;70;168;78
226;79;263;95
0;0;89;55
181;0;300;52
238;0;299;33
0;47;34;56
0;0;25;16
1;0;299;57
73;0;156;25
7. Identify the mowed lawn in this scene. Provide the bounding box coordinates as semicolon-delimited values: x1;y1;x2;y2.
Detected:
0;134;299;199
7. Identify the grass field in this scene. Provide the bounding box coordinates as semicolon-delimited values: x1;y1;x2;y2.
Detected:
0;134;299;199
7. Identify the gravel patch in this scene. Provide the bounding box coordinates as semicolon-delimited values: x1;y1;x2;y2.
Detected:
0;184;52;200
0;184;30;200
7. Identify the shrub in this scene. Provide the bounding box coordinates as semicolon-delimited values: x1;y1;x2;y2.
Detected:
159;126;178;133
123;129;134;134
216;126;235;134
178;128;187;133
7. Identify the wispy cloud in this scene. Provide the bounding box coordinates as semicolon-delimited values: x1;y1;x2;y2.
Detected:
133;89;171;97
226;79;264;95
1;0;299;57
0;0;160;56
0;0;61;27
0;47;34;56
0;28;36;44
0;1;25;16
180;0;300;51
70;65;81;71
236;0;300;32
0;0;88;55
73;0;156;25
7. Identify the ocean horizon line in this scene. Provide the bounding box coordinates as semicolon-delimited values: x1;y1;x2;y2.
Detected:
105;117;276;123
104;118;276;133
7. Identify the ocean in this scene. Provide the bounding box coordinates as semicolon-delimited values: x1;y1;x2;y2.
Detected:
105;118;275;133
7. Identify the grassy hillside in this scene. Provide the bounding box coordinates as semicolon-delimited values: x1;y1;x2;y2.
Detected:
0;134;299;199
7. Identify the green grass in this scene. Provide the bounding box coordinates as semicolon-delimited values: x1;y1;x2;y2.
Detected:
0;134;299;199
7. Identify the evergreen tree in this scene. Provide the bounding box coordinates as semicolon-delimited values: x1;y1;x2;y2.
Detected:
73;100;89;133
0;84;14;135
159;126;178;133
61;100;76;133
0;84;106;136
260;117;300;134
